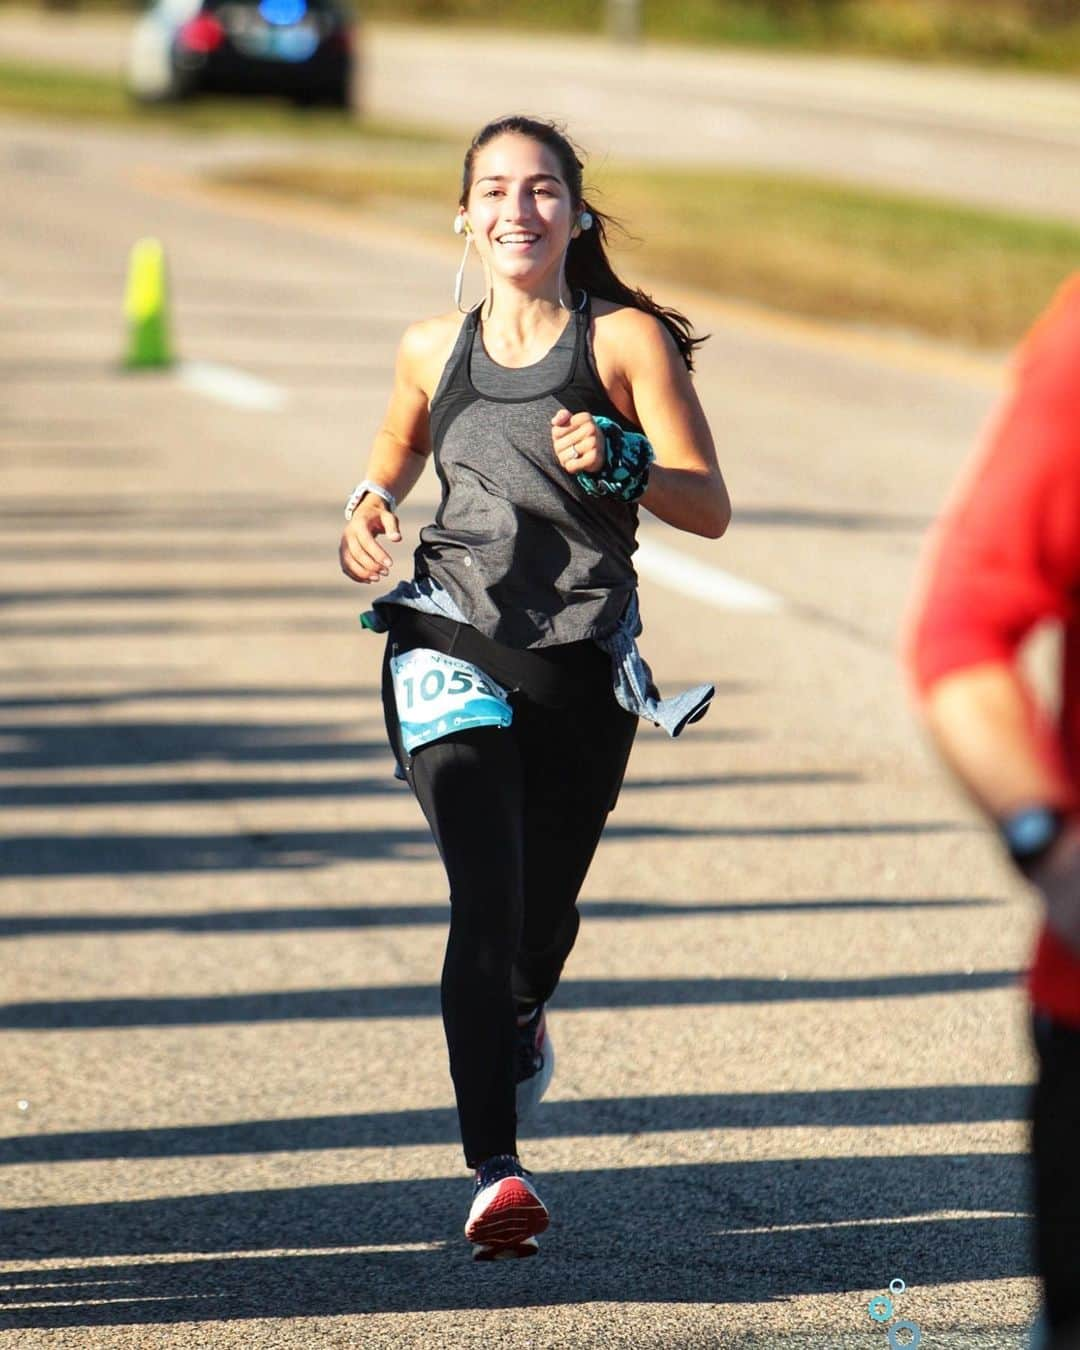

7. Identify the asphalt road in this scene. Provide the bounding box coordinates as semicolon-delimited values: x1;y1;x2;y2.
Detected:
0;110;1046;1347
2;8;1080;221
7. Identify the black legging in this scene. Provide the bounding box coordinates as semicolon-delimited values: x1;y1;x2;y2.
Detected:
381;608;637;1167
1032;1011;1080;1342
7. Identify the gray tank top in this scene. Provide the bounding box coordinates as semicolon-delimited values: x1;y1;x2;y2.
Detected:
415;296;642;649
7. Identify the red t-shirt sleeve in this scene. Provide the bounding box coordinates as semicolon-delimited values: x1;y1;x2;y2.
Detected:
906;276;1080;694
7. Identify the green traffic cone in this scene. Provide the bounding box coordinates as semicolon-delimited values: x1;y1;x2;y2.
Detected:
123;237;174;369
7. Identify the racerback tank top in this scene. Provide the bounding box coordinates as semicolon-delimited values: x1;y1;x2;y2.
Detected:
415;295;642;649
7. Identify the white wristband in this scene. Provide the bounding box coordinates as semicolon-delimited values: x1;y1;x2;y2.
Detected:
344;480;397;521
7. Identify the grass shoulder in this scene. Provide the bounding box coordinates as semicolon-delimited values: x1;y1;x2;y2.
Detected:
210;153;1080;349
358;0;1080;72
0;56;451;140
3;49;1073;349
25;0;1080;70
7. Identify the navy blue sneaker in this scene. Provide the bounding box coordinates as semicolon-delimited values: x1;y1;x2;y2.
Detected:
514;1004;554;1123
465;1153;549;1260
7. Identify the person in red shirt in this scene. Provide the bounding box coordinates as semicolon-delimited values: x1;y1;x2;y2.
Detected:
905;274;1080;1349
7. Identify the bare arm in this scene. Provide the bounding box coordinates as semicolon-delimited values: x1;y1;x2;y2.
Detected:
924;659;1080;951
907;277;1080;947
553;310;730;537
339;324;434;584
622;314;730;539
923;661;1071;819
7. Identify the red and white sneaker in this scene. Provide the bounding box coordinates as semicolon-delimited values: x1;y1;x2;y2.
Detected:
465;1154;549;1261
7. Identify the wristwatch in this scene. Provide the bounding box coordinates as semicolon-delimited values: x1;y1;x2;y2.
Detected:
999;805;1066;876
344;480;397;521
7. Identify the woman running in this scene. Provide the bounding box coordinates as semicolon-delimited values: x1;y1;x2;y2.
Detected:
339;115;730;1260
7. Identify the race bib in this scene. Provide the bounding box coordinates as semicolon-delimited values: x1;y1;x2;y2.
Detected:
390;647;513;754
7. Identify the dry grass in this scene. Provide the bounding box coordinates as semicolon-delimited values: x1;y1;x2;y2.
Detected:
2;53;1070;348
215;155;1080;348
0;58;450;138
26;0;1080;68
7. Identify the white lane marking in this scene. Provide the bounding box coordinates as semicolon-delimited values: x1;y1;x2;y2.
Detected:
178;361;287;412
635;535;783;613
719;1210;1026;1235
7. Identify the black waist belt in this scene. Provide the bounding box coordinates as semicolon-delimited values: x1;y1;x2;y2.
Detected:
384;605;608;709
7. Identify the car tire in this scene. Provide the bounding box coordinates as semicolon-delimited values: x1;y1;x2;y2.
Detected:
324;80;351;109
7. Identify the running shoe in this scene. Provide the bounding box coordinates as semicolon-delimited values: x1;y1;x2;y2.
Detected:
465;1153;549;1260
515;1003;554;1123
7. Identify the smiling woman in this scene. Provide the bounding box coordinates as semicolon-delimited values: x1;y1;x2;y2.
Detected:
338;115;730;1262
454;115;706;375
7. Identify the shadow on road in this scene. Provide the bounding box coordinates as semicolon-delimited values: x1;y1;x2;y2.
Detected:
1;1156;1032;1328
0;585;361;608
1;770;853;809
0;493;417;530
0;822;972;878
735;507;933;533
1;617;369;638
0;970;1022;1030
0;684;382;710
0;721;390;771
0;1084;1032;1166
0;894;997;939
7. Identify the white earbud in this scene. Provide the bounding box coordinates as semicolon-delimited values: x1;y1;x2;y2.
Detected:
453;215;469;236
579;211;594;230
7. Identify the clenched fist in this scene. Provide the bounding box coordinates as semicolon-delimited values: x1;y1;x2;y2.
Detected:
551;408;606;477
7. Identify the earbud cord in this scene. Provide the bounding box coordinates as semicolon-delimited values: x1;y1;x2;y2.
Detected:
459;218;588;317
557;215;591;311
556;233;574;312
454;233;474;314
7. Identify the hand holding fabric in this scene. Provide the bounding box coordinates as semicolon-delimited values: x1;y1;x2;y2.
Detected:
551;408;605;476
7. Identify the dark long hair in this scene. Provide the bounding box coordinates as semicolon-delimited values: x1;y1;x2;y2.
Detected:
459;115;707;372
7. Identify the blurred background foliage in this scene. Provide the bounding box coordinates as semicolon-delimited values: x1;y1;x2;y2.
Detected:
364;0;1080;67
10;0;1076;341
222;152;1080;348
28;0;1080;70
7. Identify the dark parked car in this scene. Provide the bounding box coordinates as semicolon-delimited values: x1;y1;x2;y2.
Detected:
128;0;356;107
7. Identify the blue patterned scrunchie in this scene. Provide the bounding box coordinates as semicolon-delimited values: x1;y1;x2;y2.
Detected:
576;414;654;504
